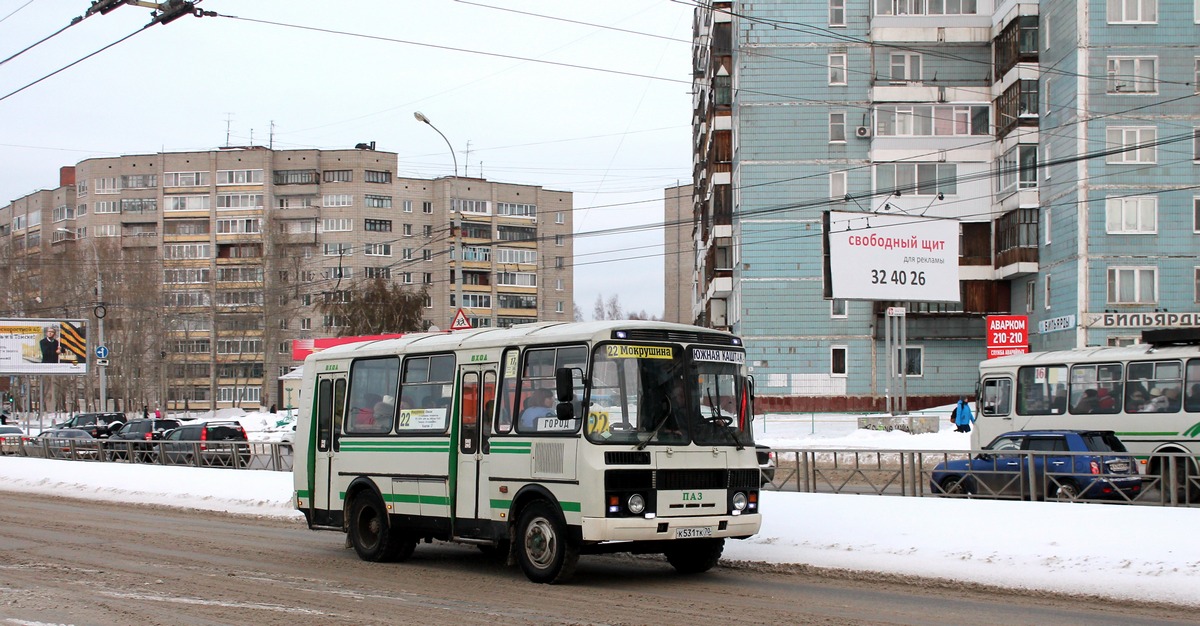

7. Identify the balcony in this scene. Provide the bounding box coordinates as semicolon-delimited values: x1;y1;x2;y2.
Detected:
122;232;159;248
994;208;1038;278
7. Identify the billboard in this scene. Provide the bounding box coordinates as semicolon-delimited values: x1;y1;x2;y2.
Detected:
825;210;961;302
0;319;89;376
986;315;1029;359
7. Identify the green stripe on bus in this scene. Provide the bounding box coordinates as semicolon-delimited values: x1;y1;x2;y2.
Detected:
489;442;531;455
340;446;449;453
339;440;450;447
296;490;310;498
385;493;451;506
490;499;580;513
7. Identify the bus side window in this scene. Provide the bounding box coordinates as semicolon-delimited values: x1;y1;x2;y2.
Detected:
982;378;1011;416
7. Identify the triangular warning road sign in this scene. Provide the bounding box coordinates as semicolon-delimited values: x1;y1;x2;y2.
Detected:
450;308;472;331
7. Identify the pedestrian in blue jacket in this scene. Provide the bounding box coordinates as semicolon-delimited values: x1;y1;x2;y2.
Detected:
953;397;975;433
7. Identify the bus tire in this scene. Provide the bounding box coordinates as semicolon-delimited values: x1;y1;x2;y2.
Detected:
516;501;577;584
665;538;724;574
348;493;415;563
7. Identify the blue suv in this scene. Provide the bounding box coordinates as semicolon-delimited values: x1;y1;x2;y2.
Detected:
931;430;1142;501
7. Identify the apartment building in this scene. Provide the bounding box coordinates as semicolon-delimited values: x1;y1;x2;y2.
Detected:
687;0;1200;411
0;146;574;411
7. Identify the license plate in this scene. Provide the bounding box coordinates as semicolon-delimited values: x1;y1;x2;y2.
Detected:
675;527;713;539
1109;462;1129;472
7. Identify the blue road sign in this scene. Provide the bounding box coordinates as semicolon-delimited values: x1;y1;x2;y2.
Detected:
95;346;109;359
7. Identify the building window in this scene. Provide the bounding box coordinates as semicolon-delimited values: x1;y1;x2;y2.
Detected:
276;195;314;209
831;347;847;376
1195;268;1200;303
1108;0;1156;23
997;145;1038;193
1044;275;1051;310
1107;57;1157;93
423;272;432;284
301;318;311;330
321;218;352;232
889;53;921;82
497;202;536;218
216;218;262;234
875;163;956;196
556;301;565;314
166;195;211;211
164;171;210;187
829;112;846;142
323;194;353;207
897;346;923;376
1195;59;1200;93
364;170;391;183
422;201;433;214
323;243;352;256
1194;128;1200;160
364;243;392;257
555;256;564;269
453;199;490;215
216;194;263;210
1106;197;1157;234
831;299;847;318
1194;197;1200;232
365;195;393;208
402;248;413;260
1105;127;1156;164
323;169;352;183
1025;280;1035;313
830;171;847;200
829;0;845;26
1044;205;1052;244
365;219;392;232
216;170;263;185
423;225;433;238
1107;267;1157;304
365;267;391;279
556;278;564;291
829;54;847;85
875;0;978;15
555;212;565;224
875;104;990;137
554;234;565;247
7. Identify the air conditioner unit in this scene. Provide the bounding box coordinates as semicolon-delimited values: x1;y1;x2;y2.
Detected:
855;126;871;138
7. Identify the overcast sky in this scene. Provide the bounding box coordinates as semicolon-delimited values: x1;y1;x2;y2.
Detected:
0;0;695;318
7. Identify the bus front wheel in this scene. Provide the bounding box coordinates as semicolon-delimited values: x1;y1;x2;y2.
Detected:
348;493;416;563
665;538;724;574
516;501;578;584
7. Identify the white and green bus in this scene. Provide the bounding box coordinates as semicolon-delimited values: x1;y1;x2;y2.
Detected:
975;329;1200;500
293;320;762;583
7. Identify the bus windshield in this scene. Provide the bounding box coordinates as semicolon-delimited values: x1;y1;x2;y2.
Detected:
585;343;752;447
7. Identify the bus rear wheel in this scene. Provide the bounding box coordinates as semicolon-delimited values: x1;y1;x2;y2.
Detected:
516;501;577;584
348;493;416;563
665;538;724;574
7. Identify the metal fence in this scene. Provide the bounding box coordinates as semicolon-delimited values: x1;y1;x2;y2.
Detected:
3;436;293;471
763;448;1200;507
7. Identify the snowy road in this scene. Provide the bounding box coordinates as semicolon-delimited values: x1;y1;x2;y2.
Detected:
0;492;1193;625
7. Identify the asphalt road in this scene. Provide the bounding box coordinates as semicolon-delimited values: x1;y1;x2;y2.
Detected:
0;491;1192;625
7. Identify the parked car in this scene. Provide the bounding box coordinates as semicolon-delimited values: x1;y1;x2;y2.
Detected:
279;423;295;454
160;420;250;467
106;418;182;462
1;424;25;454
53;412;125;438
756;444;776;487
930;430;1142;501
22;429;99;460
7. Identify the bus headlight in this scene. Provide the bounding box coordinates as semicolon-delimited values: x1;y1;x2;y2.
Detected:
731;491;747;512
627;493;646;515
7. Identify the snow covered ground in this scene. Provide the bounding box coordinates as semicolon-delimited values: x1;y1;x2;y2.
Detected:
1;408;1197;606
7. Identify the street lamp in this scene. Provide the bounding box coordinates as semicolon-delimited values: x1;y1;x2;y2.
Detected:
56;228;106;410
414;111;464;328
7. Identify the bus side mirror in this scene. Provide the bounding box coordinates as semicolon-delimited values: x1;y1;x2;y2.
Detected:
556;401;574;420
555;367;573;403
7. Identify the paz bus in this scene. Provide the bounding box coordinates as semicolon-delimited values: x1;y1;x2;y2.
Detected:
974;328;1200;502
293;320;763;583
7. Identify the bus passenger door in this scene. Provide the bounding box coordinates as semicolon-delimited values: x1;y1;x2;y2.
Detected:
454;366;496;537
311;373;347;523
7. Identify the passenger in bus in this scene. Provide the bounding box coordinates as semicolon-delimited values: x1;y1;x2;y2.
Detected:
1147;387;1170;412
519;388;554;431
1072;389;1098;414
372;398;395;430
1096;388;1116;412
1126;390;1147;413
1158;386;1181;412
1187;384;1200;412
355;394;382;429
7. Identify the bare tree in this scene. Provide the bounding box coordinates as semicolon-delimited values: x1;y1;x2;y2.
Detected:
592;294;605;321
317;277;428;336
572;303;583;322
605;295;622;321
